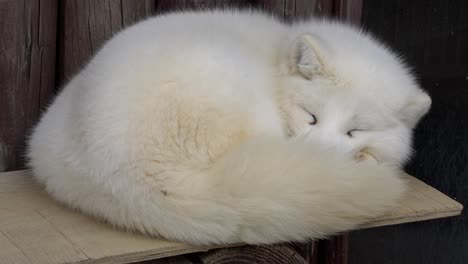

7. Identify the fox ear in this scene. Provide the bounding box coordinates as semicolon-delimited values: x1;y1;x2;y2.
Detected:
290;34;327;79
400;90;432;128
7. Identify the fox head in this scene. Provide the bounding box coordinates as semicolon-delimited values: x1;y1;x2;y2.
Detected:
277;23;431;167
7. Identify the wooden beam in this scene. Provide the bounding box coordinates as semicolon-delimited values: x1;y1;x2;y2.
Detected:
195;245;308;264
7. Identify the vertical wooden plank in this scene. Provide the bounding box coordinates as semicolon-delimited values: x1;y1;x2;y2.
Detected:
155;0;187;13
0;0;58;171
257;0;333;22
321;234;349;264
122;0;156;26
257;0;287;19
185;0;213;9
211;0;255;9
0;138;6;172
292;241;319;264
158;0;254;11
156;0;257;12
333;0;363;25
155;0;334;20
295;0;333;19
57;0;156;84
294;0;334;20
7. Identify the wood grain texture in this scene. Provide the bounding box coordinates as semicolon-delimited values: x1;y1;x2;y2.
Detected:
0;170;461;264
155;0;333;21
360;176;463;228
0;138;6;172
291;242;319;263
195;245;307;264
256;0;332;21
332;0;362;25
0;0;57;171
57;0;155;84
138;244;315;264
0;171;212;264
320;235;348;264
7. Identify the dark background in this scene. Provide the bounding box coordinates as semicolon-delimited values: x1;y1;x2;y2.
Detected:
350;0;468;263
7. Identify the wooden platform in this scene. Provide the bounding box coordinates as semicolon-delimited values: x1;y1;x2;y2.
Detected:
0;170;462;264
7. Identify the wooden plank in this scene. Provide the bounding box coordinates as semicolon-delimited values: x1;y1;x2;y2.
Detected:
295;0;333;19
291;242;318;264
361;174;463;229
333;0;362;25
0;209;89;264
0;0;57;171
155;0;188;13
155;0;257;12
0;231;32;264
57;0;156;84
0;170;462;264
0;171;215;264
321;234;348;264
0;138;6;172
155;0;333;18
257;0;333;22
121;0;155;26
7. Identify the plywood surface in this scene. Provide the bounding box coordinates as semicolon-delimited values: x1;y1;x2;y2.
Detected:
0;170;462;264
362;175;463;228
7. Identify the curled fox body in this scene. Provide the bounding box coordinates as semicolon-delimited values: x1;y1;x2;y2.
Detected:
28;11;431;245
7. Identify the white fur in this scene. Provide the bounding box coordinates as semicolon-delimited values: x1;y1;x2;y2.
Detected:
28;10;431;245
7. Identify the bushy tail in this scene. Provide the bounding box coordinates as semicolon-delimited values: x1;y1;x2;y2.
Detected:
153;137;406;245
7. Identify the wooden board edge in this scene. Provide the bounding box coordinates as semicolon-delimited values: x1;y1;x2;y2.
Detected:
360;209;463;229
77;244;245;264
77;247;209;264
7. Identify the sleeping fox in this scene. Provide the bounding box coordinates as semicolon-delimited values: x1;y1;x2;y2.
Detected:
28;10;431;245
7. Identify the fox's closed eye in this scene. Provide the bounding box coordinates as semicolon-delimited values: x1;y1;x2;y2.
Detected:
309;114;317;125
347;129;364;138
300;106;317;125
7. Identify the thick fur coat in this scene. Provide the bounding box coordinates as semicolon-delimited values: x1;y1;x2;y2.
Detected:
28;11;431;245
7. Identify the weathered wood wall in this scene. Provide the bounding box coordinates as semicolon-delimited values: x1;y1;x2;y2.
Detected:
56;0;334;85
0;0;57;170
57;0;156;84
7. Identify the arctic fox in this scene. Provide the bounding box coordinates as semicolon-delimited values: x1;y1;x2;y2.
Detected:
28;10;431;245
